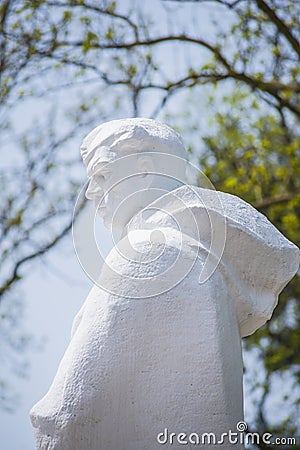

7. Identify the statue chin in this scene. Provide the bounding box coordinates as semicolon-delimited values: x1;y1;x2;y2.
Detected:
101;212;122;232
101;214;112;229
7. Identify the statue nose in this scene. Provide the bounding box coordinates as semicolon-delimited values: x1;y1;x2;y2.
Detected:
86;178;103;200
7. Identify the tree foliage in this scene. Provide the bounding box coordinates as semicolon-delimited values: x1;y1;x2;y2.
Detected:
199;89;300;442
1;0;299;444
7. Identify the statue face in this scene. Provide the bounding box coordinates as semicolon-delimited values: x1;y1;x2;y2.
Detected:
85;148;145;229
82;119;189;230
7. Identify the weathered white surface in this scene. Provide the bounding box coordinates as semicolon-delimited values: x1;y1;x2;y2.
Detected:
129;185;300;337
30;119;300;450
83;118;187;230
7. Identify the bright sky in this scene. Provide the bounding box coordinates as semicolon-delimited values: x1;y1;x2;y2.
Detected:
0;1;293;448
1;3;220;445
0;217;112;450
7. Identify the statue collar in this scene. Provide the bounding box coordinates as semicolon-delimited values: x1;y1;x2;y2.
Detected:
127;185;299;336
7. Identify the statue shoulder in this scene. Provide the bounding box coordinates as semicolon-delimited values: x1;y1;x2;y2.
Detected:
99;228;201;299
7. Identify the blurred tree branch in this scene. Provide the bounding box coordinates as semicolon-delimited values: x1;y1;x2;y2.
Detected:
0;1;300;438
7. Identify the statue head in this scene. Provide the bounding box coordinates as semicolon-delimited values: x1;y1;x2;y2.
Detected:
81;118;187;230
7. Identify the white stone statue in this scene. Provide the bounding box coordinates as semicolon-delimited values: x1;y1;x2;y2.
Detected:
30;118;299;450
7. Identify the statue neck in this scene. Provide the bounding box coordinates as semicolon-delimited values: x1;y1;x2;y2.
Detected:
117;182;182;241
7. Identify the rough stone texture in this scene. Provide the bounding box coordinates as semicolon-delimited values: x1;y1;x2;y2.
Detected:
30;119;300;450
